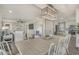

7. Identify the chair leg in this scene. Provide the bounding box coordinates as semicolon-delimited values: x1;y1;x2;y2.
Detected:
66;49;69;55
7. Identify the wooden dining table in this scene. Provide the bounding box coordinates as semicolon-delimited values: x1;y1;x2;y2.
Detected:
15;35;64;55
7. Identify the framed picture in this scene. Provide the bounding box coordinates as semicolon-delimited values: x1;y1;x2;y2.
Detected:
29;24;34;29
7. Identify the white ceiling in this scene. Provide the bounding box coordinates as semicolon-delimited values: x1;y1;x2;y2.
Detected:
0;4;41;21
0;4;78;21
53;4;78;21
53;4;77;15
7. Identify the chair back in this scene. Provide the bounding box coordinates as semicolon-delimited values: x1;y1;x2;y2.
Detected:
0;42;8;55
56;39;65;55
0;41;21;55
57;34;71;55
48;32;71;55
48;43;57;55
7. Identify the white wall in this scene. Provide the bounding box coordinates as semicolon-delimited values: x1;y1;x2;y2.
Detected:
0;16;2;29
76;9;79;23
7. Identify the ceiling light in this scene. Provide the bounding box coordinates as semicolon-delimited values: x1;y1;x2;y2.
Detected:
9;10;12;13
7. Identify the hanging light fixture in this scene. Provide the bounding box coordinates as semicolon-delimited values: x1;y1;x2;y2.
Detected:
41;5;56;16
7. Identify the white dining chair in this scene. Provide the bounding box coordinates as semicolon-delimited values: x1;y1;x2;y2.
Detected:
1;41;22;55
48;35;71;55
65;34;71;54
48;35;65;55
0;49;7;55
59;34;71;55
0;42;8;55
1;41;12;55
55;38;66;55
48;31;71;55
48;43;57;55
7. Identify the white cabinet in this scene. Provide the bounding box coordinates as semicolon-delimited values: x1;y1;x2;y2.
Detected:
14;31;24;42
76;34;79;48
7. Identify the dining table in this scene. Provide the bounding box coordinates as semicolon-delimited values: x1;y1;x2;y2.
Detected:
15;35;64;55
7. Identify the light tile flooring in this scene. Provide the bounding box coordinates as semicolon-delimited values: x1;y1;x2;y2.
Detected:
68;35;79;55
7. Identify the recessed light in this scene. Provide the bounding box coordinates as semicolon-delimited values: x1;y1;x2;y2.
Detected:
9;10;12;13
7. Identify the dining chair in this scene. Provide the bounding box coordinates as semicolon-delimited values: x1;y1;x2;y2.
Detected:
1;41;22;55
55;39;66;55
48;39;65;55
0;49;7;55
59;34;71;55
65;34;71;54
48;31;71;55
48;35;71;55
48;43;57;55
0;42;8;55
1;41;12;55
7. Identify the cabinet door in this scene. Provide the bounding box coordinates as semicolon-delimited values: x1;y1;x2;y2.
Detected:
14;31;24;42
76;34;79;47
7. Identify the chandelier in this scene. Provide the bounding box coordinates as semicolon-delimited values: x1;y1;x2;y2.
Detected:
41;5;56;16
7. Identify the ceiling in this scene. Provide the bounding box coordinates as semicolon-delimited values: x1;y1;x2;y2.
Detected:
0;4;78;21
36;4;79;21
0;4;41;21
53;4;78;20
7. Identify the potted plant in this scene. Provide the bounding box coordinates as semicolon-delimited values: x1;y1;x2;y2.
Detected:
45;34;49;37
45;33;51;40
